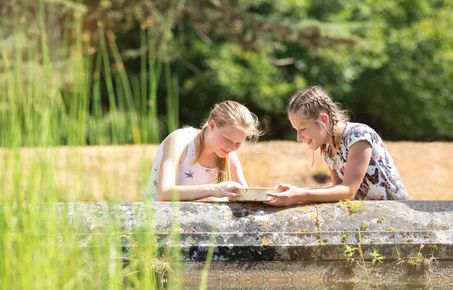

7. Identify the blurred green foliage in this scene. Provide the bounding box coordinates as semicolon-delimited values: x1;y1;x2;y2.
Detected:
1;0;452;141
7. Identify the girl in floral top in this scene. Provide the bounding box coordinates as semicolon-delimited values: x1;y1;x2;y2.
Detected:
266;86;408;206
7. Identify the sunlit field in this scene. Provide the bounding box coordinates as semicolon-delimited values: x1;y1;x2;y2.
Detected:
2;141;451;203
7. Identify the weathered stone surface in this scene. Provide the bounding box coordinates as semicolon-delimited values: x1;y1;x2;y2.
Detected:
55;201;453;262
52;201;453;288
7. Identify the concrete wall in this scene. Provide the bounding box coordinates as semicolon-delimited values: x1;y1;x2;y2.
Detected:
56;201;453;288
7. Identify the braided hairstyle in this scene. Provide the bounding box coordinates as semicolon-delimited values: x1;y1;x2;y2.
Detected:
196;101;262;182
288;86;349;153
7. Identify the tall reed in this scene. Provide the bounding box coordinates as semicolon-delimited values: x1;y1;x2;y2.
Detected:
0;0;205;289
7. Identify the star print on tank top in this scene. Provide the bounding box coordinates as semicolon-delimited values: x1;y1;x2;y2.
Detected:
185;170;195;179
145;127;218;200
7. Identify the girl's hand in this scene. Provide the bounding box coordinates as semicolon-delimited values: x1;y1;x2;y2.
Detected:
264;184;304;206
213;181;243;197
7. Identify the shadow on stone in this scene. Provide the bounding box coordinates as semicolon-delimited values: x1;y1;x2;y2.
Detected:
312;172;330;184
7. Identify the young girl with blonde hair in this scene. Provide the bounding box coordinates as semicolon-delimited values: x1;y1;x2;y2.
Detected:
266;86;408;206
146;101;261;201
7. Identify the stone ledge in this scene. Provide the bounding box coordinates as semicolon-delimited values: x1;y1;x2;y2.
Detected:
53;201;453;262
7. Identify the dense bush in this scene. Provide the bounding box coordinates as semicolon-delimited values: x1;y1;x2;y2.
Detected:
1;0;452;143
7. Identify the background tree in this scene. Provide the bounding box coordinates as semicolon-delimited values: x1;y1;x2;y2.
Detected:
1;0;451;145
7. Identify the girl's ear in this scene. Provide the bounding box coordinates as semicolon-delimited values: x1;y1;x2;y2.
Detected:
208;119;216;130
320;113;329;124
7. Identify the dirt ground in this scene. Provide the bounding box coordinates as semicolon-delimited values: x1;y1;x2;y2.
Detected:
5;141;452;201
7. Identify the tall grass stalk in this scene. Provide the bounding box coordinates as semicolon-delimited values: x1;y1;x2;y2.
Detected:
0;1;184;289
165;61;179;133
198;230;216;290
98;24;120;144
166;201;185;290
147;38;162;144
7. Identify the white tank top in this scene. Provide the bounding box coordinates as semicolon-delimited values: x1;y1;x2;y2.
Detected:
145;127;218;200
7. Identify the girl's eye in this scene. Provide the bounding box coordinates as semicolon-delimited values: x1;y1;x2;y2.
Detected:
224;137;233;144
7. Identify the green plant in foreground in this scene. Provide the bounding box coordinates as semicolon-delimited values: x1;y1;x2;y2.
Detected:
344;245;359;263
343;220;372;266
406;244;438;272
339;200;368;214
370;249;384;265
407;252;425;270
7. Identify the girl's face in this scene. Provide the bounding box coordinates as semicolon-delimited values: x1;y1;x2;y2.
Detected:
206;120;249;158
288;112;329;151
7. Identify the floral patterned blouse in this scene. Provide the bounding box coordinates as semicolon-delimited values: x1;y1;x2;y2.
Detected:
322;122;408;200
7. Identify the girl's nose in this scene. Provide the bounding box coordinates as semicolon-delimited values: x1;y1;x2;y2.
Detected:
229;142;241;151
297;131;305;142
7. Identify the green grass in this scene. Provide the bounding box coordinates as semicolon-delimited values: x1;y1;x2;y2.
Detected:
0;1;210;289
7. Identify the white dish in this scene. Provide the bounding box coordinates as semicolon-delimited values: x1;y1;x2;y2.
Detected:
229;187;281;202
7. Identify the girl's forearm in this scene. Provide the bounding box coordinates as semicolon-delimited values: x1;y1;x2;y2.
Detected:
296;185;355;203
159;184;218;201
